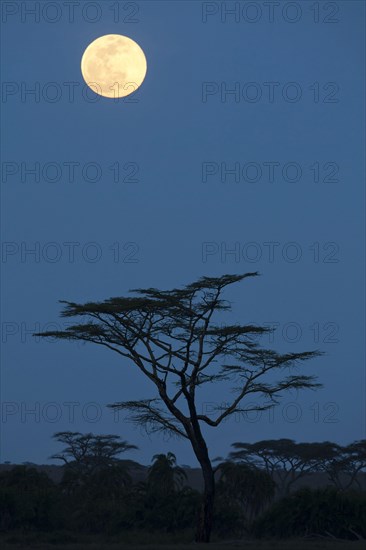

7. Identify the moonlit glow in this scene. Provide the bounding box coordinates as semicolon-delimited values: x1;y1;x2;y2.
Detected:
81;34;147;98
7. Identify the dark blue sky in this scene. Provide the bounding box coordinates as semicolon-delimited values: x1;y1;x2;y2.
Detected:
1;0;365;466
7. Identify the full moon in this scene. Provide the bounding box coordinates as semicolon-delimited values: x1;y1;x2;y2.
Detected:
81;34;147;99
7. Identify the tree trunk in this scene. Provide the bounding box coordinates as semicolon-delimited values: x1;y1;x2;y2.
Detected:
195;460;215;542
183;398;216;542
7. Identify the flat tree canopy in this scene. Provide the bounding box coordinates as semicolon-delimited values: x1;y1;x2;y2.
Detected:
35;273;323;542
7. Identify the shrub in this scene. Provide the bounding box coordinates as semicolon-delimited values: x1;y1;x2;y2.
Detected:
252;487;366;540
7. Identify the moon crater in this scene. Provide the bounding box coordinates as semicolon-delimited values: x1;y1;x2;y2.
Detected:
81;34;147;98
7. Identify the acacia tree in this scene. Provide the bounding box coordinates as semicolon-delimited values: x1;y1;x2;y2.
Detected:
35;273;322;542
229;439;333;496
342;440;366;490
51;432;138;493
51;432;137;475
317;440;366;491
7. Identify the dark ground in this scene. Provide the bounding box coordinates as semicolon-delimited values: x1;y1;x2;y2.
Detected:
1;532;365;550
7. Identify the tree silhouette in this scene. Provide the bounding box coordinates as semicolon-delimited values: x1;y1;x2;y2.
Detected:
216;461;275;522
0;466;59;531
147;452;187;497
50;432;138;533
229;439;333;496
51;432;137;494
35;273;322;542
317;440;366;491
51;432;137;471
343;440;366;490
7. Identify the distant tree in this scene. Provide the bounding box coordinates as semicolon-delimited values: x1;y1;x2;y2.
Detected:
229;439;333;496
0;466;59;531
344;440;366;490
147;452;187;497
51;431;137;474
216;461;275;520
50;432;137;533
117;454;197;534
318;440;366;491
51;432;137;493
212;460;275;537
35;273;322;542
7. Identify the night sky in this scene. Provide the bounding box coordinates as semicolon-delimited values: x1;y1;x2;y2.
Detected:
1;0;365;466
